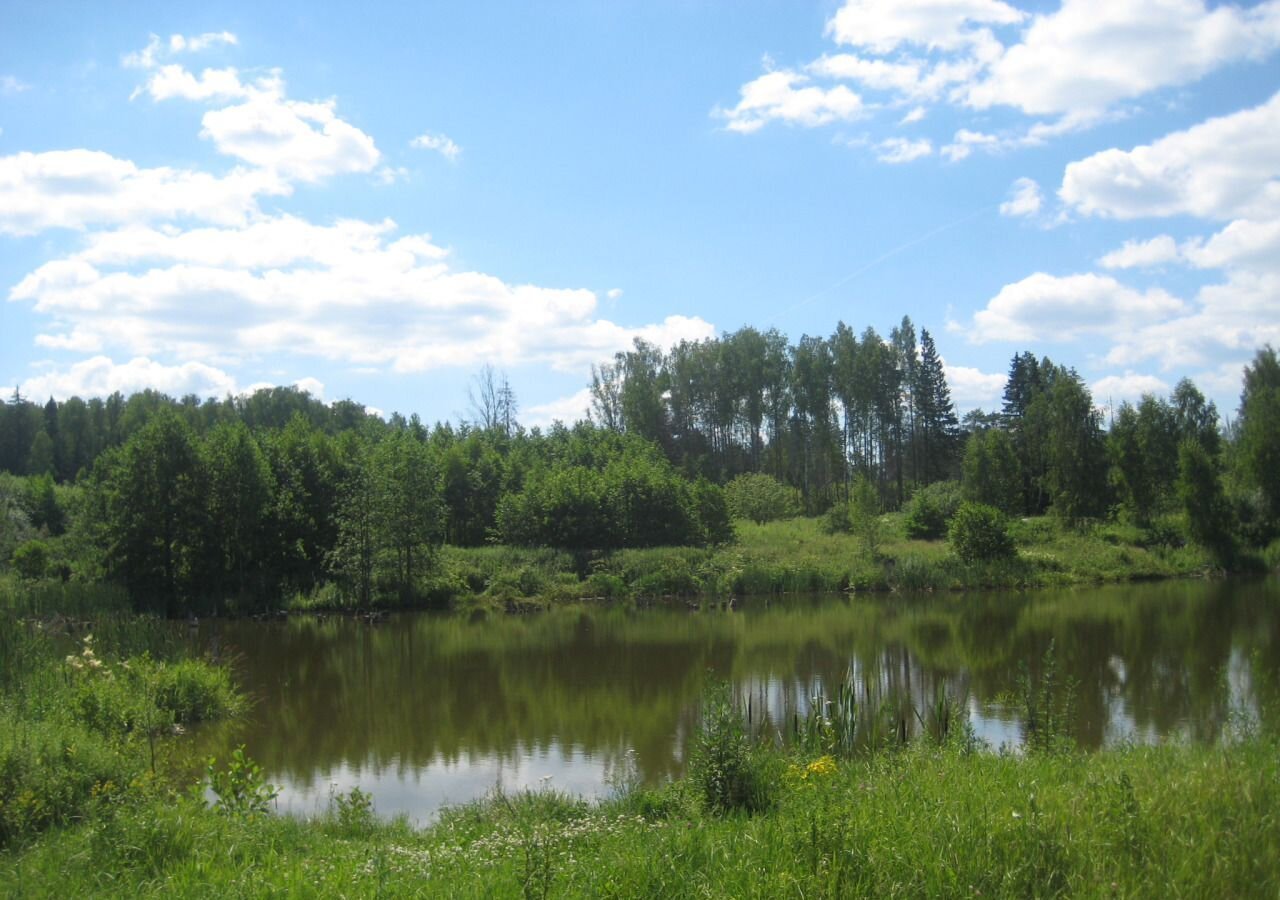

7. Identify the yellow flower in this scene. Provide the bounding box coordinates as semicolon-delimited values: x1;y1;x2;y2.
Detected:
806;755;837;778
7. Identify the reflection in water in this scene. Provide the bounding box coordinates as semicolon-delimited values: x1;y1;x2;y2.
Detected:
192;577;1280;822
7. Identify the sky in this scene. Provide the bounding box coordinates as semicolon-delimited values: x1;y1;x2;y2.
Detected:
2;0;1279;427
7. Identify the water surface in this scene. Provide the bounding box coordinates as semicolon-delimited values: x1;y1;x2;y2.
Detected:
194;577;1280;822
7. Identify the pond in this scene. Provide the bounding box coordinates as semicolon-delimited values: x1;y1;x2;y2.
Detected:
191;577;1280;822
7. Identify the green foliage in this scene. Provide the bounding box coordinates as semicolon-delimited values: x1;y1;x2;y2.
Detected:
903;480;963;539
949;501;1017;563
1177;439;1236;566
11;540;50;581
328;786;376;835
1018;640;1077;754
83;412;210;612
689;683;773;815
1040;372;1109;524
1237;345;1280;533
961;427;1021;513
724;473;801;525
496;441;726;551
823;476;882;558
0;713;138;848
205;746;278;817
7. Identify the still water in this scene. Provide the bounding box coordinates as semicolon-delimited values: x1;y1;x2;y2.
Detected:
192;578;1280;822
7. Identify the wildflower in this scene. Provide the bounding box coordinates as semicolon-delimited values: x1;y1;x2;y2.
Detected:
806;755;837;778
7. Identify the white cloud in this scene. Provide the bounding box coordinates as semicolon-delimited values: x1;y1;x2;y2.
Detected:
1098;235;1181;269
825;0;1024;54
606;288;623;300
124;31;238;69
0;149;283;235
9;216;716;375
5;34;715;404
716;69;864;133
965;0;1280;117
199;82;381;182
876;137;932;163
523;387;594;428
18;356;239;401
1;75;30;95
171;32;238;54
940;128;998;161
131;60;382;184
293;376;325;399
410;132;462;161
721;0;1280;160
1049;90;1280;375
1183;217;1280;272
1061;90;1280;221
943;361;1007;410
1091;371;1171;406
999;177;1042;217
140;65;252;102
967;272;1186;344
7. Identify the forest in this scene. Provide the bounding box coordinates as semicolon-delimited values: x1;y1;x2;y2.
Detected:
1;317;1278;612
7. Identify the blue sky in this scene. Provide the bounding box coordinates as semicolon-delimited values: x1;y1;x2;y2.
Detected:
3;0;1279;425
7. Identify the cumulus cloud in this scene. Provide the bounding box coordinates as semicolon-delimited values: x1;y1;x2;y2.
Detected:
1;58;384;235
999;177;1042;217
523;387;594;428
17;356;239;401
825;0;1024;54
410;132;462;161
1061;90;1280;221
123;31;237;69
1046;90;1280;373
876;137;932;163
943;361;1007;410
940;128;998;161
1097;235;1181;269
9;215;715;374
293;376;325;399
715;69;864;133
965;0;1280;116
719;0;1280;159
966;272;1186;344
200;89;381;182
3;33;715;408
1091;371;1171;406
0;149;282;235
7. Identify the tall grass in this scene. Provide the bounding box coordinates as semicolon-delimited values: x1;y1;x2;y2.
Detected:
5;733;1278;897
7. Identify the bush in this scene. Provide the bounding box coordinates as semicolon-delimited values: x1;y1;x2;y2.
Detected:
0;715;138;848
724;474;801;525
903;481;963;540
10;540;50;581
948;502;1016;563
689;683;772;815
823;476;882;557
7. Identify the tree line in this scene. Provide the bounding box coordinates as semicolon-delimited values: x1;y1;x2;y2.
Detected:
2;320;1278;610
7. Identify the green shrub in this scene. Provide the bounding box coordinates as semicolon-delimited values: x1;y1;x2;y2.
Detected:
903;481;963;540
724;474;801;525
0;714;138;848
948;502;1016;563
689;683;772;815
10;540;50;581
205;746;278;817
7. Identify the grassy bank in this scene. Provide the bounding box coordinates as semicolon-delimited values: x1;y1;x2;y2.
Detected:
0;600;243;850
4;733;1277;897
283;514;1220;612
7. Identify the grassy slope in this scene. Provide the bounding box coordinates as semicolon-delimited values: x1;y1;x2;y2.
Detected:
351;515;1216;613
